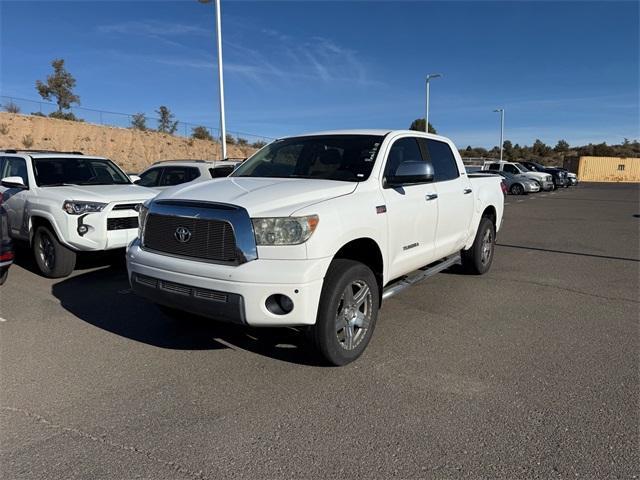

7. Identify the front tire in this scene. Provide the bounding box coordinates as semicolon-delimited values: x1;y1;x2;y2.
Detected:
510;184;524;195
311;259;379;366
461;217;496;275
33;226;76;278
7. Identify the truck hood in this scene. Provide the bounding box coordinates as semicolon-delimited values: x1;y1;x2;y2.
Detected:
154;177;358;216
41;184;156;203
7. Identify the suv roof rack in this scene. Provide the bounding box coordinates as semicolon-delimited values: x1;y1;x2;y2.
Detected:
151;159;209;165
1;149;84;155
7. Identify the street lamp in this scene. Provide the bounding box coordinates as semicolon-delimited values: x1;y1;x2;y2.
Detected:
493;108;505;161
199;0;227;160
425;73;442;133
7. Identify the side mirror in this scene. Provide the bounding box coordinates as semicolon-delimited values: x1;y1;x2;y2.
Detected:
387;161;434;187
1;176;27;189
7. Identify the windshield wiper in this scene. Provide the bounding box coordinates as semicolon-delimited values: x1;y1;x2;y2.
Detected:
40;183;77;187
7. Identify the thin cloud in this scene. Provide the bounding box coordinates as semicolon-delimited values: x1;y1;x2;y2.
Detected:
97;20;208;37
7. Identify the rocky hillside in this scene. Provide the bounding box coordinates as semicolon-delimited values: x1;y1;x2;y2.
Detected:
0;113;256;173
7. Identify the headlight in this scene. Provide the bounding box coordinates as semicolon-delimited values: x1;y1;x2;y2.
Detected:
252;215;319;245
62;200;107;215
138;202;150;241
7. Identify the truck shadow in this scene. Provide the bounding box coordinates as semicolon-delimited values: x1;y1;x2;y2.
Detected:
13;243;127;276
50;267;324;366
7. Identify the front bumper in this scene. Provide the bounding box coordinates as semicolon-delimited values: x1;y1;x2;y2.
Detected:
126;239;331;326
540;180;554;191
60;203;144;251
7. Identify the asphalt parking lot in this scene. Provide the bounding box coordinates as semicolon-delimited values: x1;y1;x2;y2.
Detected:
1;182;638;479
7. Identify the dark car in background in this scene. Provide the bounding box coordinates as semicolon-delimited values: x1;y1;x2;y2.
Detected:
0;193;14;285
521;161;569;189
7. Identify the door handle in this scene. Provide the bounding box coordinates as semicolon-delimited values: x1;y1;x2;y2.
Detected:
463;188;473;194
425;193;438;201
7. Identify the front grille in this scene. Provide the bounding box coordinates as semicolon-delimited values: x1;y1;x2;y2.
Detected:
134;273;228;302
143;213;237;263
113;203;141;211
107;217;138;230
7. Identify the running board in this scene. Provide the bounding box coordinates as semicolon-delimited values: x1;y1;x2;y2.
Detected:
382;254;461;301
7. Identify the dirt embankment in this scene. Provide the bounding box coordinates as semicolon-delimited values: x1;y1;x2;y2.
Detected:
0;113;256;173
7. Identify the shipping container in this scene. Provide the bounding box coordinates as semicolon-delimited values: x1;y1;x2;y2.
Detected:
563;156;640;183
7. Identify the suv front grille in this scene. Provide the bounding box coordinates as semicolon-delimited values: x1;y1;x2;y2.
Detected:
143;213;237;263
107;217;139;230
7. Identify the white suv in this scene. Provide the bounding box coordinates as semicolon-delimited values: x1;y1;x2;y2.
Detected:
134;160;241;191
0;150;156;278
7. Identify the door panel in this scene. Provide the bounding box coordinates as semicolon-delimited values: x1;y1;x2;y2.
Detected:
381;137;438;281
423;139;474;258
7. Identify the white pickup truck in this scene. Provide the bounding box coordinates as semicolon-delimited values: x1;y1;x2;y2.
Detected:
0;150;156;278
127;130;504;365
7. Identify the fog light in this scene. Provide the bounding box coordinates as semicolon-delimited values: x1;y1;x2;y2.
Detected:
77;224;89;236
265;294;294;315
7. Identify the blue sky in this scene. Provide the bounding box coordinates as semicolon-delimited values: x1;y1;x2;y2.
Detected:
1;0;638;148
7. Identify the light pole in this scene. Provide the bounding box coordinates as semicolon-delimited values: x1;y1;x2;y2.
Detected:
199;0;227;160
493;108;505;161
425;73;442;133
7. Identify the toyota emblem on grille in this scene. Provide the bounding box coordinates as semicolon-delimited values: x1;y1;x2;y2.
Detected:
174;226;192;243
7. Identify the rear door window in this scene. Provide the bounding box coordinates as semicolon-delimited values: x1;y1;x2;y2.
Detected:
209;166;235;178
423;139;459;182
159;167;200;186
487;163;500;171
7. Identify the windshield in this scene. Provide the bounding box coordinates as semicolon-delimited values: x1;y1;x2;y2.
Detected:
33;158;131;187
515;163;529;172
231;135;384;182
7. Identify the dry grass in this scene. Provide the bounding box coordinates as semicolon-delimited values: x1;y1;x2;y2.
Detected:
0;112;257;173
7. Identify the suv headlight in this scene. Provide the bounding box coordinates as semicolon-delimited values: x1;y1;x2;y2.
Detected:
138;202;150;241
252;215;319;245
63;200;107;215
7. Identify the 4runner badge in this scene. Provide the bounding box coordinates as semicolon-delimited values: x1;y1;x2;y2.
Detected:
174;226;192;243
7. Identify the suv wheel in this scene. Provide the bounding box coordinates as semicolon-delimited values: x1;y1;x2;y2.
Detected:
461;217;496;275
311;259;379;366
33;226;76;278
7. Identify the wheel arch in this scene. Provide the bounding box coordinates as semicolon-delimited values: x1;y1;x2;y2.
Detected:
29;214;63;245
332;237;384;305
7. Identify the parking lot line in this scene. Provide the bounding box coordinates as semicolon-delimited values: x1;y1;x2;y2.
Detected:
0;317;7;322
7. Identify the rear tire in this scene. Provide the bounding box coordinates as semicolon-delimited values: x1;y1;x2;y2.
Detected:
311;259;379;366
33;226;76;278
461;217;496;275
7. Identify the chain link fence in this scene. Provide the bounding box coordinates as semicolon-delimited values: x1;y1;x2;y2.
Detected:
0;95;274;148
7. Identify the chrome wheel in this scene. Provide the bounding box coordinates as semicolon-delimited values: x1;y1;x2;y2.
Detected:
37;231;55;272
480;228;493;265
335;280;373;351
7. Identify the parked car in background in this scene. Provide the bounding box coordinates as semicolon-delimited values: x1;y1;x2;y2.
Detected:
0;195;13;285
554;167;578;185
520;161;569;188
135;160;242;191
483;161;554;191
128;130;504;365
493;170;540;195
0;150;156;278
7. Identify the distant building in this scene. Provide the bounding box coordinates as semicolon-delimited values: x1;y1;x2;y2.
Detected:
563;156;640;182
